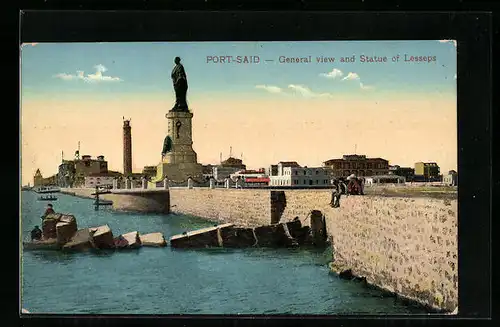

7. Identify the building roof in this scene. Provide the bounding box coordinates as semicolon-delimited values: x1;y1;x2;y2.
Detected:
278;161;300;167
221;157;244;166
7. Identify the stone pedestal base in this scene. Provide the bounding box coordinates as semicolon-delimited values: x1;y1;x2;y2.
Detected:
153;162;204;183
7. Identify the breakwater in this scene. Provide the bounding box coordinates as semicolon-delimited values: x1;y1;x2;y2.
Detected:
60;187;458;312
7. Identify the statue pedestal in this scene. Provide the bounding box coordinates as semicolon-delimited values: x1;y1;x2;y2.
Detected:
154;161;203;183
152;107;204;184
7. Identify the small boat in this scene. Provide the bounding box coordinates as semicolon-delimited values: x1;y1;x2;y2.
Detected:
38;194;58;201
93;199;113;206
34;186;61;194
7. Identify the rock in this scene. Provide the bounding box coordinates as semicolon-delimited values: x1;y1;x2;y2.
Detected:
253;224;281;247
339;269;354;280
294;226;312;245
114;231;141;249
56;216;77;245
42;213;62;239
23;238;60;251
139;232;167;247
91;225;115;249
310;210;327;247
62;228;94;251
220;227;256;247
285;219;303;237
170;223;234;248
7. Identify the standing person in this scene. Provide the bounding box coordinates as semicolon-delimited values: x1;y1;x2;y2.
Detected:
359;177;365;195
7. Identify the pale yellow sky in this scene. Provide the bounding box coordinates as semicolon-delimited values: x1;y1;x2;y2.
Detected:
20;94;457;185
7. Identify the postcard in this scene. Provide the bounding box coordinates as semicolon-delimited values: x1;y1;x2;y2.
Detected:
20;40;458;315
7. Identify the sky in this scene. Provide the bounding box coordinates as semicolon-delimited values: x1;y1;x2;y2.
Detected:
20;40;457;185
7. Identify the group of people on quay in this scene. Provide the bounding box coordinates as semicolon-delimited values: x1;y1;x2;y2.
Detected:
330;175;365;208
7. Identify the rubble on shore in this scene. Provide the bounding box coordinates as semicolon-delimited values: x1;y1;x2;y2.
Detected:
170;213;328;249
23;213;166;252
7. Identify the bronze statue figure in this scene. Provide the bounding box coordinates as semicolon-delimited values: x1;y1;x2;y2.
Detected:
171;57;189;111
162;135;172;158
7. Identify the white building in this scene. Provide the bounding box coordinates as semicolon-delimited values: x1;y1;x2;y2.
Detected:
443;172;458;186
269;166;330;187
364;175;405;186
229;169;267;181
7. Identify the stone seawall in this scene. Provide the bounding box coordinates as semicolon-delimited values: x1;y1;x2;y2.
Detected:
168;188;457;312
60;188;170;213
169;188;271;227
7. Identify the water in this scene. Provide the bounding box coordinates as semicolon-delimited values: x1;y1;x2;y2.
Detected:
20;191;426;315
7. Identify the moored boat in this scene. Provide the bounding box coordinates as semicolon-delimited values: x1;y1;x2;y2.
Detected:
38;194;58;201
34;186;61;193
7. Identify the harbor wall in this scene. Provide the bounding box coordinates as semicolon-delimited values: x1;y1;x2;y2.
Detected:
60;188;170;213
60;187;458;312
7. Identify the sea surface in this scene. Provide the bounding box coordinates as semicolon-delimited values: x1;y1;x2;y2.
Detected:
20;191;427;315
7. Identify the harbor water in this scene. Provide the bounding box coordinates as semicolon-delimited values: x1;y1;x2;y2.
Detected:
20;191;427;315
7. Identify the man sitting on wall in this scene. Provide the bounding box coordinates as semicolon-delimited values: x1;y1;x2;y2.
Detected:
330;179;347;208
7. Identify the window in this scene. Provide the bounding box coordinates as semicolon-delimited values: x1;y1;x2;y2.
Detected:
294;171;298;175
315;170;319;175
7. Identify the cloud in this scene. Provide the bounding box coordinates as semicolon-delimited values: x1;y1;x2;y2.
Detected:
454;73;457;80
320;68;343;79
53;73;75;81
255;84;282;93
54;64;123;83
359;82;374;90
438;40;457;47
341;72;360;81
287;84;332;98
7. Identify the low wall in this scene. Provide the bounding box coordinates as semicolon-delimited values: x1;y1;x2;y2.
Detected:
168;187;457;312
169;188;271;227
60;188;170;213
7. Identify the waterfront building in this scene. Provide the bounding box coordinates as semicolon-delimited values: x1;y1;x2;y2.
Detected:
389;165;415;182
269;163;330;187
57;155;109;187
33;169;44;187
323;154;389;177
364;175;405;186
212;157;247;181
33;169;58;186
443;170;458;186
229;168;266;180
414;162;440;181
84;171;123;188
